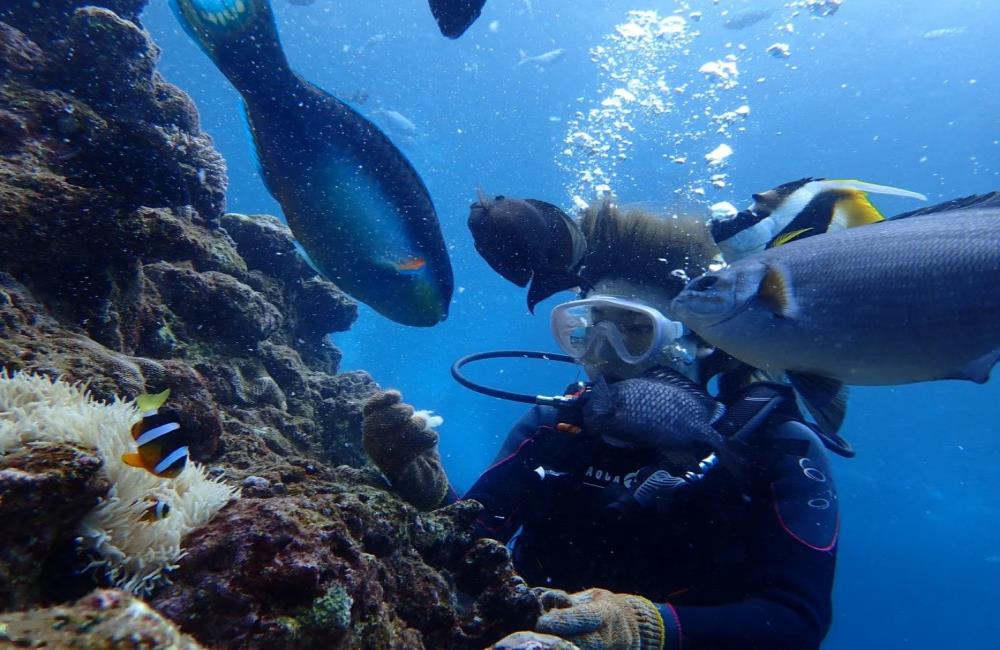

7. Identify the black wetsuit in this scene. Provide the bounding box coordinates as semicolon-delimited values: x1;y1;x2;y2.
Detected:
460;382;839;650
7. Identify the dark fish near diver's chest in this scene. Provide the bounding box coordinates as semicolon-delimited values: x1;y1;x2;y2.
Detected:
171;0;452;326
582;374;738;471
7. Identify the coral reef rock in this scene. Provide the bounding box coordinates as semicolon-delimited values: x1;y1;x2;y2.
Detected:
0;1;541;648
152;481;539;649
0;589;205;649
0;442;109;610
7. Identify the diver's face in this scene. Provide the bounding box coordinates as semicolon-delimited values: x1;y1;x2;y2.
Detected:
574;278;703;382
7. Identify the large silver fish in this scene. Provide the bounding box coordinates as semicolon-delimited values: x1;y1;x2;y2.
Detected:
672;193;1000;428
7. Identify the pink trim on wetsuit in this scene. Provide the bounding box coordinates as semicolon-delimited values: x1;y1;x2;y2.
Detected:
664;602;683;650
770;483;839;552
470;428;550;533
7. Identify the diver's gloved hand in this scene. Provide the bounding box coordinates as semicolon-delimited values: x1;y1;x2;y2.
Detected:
531;588;665;650
362;390;449;511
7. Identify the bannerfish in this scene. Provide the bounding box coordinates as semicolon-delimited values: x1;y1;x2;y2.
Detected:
672;192;1000;434
709;178;927;262
583;374;738;471
428;0;487;38
723;8;774;30
468;192;588;312
121;390;188;479
171;0;453;327
517;48;567;68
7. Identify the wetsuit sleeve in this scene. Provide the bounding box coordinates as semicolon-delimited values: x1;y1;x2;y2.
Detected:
460;406;558;542
659;420;838;650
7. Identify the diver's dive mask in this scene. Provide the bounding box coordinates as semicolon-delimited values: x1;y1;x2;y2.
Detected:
550;296;686;366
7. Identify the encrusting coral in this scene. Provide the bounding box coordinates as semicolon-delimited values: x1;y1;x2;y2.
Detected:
0;370;238;594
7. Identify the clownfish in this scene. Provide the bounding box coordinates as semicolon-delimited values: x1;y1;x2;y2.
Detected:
121;389;188;479
138;498;172;522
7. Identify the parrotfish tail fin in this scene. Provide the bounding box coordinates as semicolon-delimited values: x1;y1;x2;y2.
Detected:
293;241;323;275
889;191;1000;220
518;49;528;65
392;256;428;275
587;376;615;418
527;270;590;313
135;389;171;414
121;452;145;469
170;0;292;95
786;371;848;436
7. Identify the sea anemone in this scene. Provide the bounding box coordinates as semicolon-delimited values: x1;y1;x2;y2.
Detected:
0;369;238;594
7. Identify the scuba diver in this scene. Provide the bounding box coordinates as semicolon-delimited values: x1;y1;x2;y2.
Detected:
362;197;841;650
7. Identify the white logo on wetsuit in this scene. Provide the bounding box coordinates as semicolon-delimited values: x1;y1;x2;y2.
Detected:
583;466;639;488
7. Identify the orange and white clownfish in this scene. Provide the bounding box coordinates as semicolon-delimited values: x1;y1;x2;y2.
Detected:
138;497;172;522
121;389;188;479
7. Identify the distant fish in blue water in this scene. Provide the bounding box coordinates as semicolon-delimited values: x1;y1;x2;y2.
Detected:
429;0;487;38
723;8;774;30
170;0;453;326
121;390;188;479
518;48;567;68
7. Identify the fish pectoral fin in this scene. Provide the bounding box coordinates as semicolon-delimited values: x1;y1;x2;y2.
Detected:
527;270;588;313
947;349;1000;384
756;264;796;318
786;372;848;436
121;452;145;469
831;191;884;230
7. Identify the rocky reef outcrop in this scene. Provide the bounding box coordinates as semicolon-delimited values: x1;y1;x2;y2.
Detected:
0;1;539;647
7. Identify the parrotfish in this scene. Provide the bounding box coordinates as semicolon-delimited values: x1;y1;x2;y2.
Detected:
709;178;927;263
122;389;188;479
171;0;453;326
468;192;588;312
428;0;487;38
673;193;1000;433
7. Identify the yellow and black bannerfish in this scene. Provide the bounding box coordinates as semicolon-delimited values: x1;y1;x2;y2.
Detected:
121;389;188;479
710;178;927;262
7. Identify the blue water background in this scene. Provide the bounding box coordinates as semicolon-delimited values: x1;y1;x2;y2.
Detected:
143;1;1000;646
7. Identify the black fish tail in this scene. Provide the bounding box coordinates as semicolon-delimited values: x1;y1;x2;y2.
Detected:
170;0;293;97
786;371;848;436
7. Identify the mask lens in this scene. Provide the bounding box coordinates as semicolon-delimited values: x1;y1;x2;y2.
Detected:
552;298;669;364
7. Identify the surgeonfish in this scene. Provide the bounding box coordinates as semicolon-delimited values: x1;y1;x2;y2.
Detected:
122;389;189;479
170;0;453;326
517;48;567;68
672;193;1000;434
468;192;588;312
709;178;928;262
428;0;487;38
583;373;739;472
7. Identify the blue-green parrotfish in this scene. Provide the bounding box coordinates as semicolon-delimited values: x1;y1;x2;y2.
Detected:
673;192;1000;433
170;0;453;326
